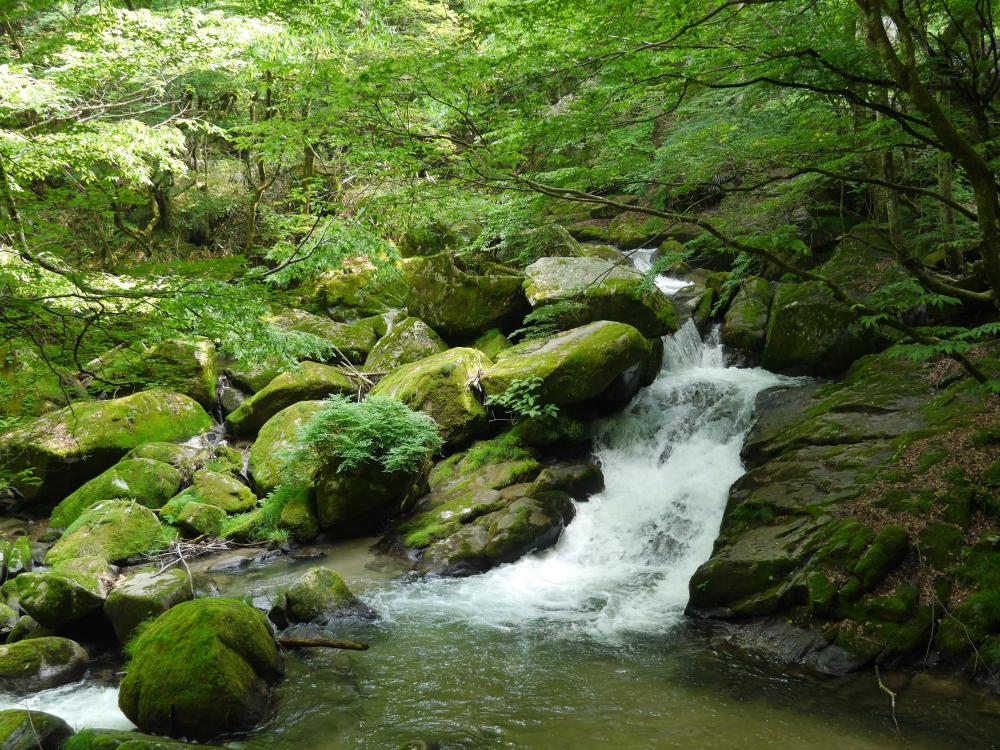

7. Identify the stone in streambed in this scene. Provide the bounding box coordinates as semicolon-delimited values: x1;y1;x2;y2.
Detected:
16;556;115;628
166;470;257;514
45;500;169;567
363;316;448;373
0;709;74;750
118;598;284;740
0;637;88;692
249;401;325;494
269;567;375;627
104;567;193;643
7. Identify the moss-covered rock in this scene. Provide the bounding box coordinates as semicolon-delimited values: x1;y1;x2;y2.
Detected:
124;442;207;480
118;598;284;740
607;211;672;249
46;500;169;566
0;346;83;418
92;338;218;408
0;637;88;692
61;729;201;750
523;256;676;337
307;266;407;321
248;401;325;494
0;389;212;502
315;459;425;533
225;362;355;437
0;709;74;750
103;567;193;643
165;470;257;518
224;359;289;394
363;317;448;373
15;557;114;627
720;276;773;360
482;321;651;406
369;347;491;448
277;486;320;541
271;567;374;626
404;253;528;337
50;457;182;529
162;499;227;538
472;328;510;359
0;536;33;579
268;309;382;366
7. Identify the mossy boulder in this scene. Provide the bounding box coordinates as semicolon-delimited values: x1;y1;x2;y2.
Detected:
224;359;289;394
50;457;182;529
364;317;448;373
0;389;212;502
472;328;510;359
248;401;324;494
0;709;74;750
270;567;374;626
0;636;88;692
721;276;773;361
0;536;33;579
404;253;528;337
190;470;255;511
268;309;381;366
60;729;201;749
762;231;905;375
315;459;425;533
494;223;583;266
369;347;490;448
307;266;407;321
225;362;355;437
482;321;651;406
15;557;114;627
277;486;320;541
46;500;168;567
125;442;207;480
162;497;227;538
92;338;218;408
0;346;83;418
523;256;677;337
607;211;671;248
103;567;193;643
119;598;283;740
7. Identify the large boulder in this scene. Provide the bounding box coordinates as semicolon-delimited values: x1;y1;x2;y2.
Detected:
523;256;677;337
387;436;592;576
125;442;208;480
92;338;218;408
482;321;651;406
104;567;193;643
0;637;88;692
225;362;355;437
49;457;182;529
46;500;168;567
306;266;407;321
249;401;325;494
118;598;284;740
404;253;528;337
0;346;83;418
268;309;382;365
314;459;425;532
0;709;74;750
363;317;448;373
369;348;491;448
269;567;374;626
761;231;905;375
0;390;212;502
721;276;774;362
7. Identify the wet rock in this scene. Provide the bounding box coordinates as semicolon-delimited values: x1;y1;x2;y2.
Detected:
49;457;182;529
104;567;193;643
481;321;651;406
364;316;449;373
0;637;88;692
523;256;677;337
225;362;355;437
720;276;773;363
62;729;202;748
404;253;528;338
0;389;212;502
269;567;375;627
671;283;712;334
118;598;284;740
0;709;74;749
0;536;33;579
370;347;492;448
218;385;245;415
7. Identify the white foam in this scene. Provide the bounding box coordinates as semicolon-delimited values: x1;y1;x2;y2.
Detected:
0;683;133;730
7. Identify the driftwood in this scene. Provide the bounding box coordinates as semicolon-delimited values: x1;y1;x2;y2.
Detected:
275;636;369;651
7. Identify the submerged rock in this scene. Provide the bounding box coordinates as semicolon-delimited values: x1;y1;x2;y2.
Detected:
0;709;74;749
523;256;677;337
0;390;212;502
404;253;528;337
481;321;651;406
269;567;375;626
0;637;88;692
119;598;284;741
49;457;182;529
369;347;491;448
364;316;448;373
225;362;356;437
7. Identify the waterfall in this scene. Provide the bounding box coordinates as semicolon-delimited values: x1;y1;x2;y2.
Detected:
378;310;793;641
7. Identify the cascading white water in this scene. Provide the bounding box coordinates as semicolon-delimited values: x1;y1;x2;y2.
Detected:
378;306;794;640
0;684;132;729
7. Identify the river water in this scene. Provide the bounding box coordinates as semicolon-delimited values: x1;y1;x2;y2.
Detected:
4;277;1000;748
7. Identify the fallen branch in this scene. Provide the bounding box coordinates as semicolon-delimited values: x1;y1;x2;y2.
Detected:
275;636;369;651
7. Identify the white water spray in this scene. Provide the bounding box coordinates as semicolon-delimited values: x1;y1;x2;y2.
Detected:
0;684;133;729
379;292;793;640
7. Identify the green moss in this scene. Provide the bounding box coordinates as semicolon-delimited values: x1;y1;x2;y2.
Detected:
281;567;360;623
93;338;218;409
471;328;510;359
915;446;949;473
267;309;380;365
50;457;182;528
118;598;283;740
364;317;449;373
249;400;325;493
171;470;257;514
850;524;909;593
462;432;533;471
46;500;169;566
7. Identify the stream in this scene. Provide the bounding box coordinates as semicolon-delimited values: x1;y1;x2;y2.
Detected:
5;277;1000;748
